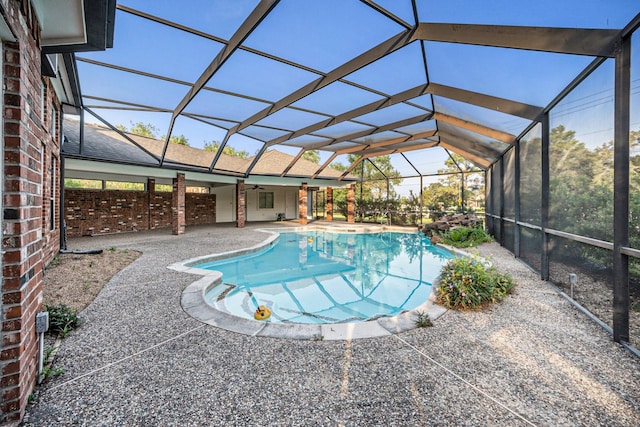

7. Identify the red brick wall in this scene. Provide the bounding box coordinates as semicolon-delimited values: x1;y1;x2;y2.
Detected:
326;187;333;221
64;189;216;237
186;193;216;225
299;183;308;225
236;180;245;228
172;173;185;235
150;192;172;230
64;190;152;236
1;1;61;422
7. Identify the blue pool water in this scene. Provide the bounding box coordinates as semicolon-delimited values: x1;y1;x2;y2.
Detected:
196;231;453;324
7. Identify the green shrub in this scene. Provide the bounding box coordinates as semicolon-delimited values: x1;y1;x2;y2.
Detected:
436;256;515;310
44;304;80;337
440;226;493;248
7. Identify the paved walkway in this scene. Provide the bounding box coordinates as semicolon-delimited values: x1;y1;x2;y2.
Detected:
24;223;640;426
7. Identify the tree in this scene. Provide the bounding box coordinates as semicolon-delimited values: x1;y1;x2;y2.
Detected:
127;122;158;138
203;141;250;159
423;152;483;213
301;149;320;164
161;134;190;146
117;122;190;146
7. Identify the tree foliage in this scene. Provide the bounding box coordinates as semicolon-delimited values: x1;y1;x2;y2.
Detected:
117;121;190;146
203;141;250;159
301;149;320;164
422;153;483;214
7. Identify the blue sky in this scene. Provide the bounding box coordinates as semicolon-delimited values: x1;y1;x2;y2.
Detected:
77;0;640;179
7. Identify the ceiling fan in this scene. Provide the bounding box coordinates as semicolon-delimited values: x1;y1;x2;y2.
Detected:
251;185;265;190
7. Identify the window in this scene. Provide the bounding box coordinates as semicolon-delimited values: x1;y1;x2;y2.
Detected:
259;192;274;209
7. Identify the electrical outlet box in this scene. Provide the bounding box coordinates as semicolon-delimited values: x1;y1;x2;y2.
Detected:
568;273;578;285
36;311;49;333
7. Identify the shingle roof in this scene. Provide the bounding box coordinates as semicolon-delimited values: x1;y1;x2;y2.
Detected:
62;119;352;179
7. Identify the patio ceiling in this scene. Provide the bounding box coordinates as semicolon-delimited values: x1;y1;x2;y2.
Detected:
72;0;640;179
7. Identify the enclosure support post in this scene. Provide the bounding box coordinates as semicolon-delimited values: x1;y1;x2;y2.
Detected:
499;158;505;247
514;142;521;258
613;36;631;343
460;172;465;213
386;178;390;225
419;175;424;225
541;113;550;281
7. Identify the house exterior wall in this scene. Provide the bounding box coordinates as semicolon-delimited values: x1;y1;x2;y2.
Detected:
245;186;291;222
210;185;235;222
1;1;61;421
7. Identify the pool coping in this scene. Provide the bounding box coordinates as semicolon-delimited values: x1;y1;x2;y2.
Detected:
168;225;450;340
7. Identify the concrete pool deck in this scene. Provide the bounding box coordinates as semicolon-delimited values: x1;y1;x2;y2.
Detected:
24;222;640;425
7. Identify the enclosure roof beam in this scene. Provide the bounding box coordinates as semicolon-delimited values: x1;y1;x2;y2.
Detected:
433;112;516;144
266;84;429;147
163;0;279;166
439;142;491;169
414;23;620;57
280;149;306;177
236;29;415;134
438;130;504;158
337;141;437;180
311;152;339;179
210;28;416;172
427;83;542;120
360;0;413;29
335;129;437;155
307;112;433;150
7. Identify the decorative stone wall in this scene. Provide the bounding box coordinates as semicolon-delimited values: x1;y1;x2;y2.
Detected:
326;187;333;221
64;189;215;237
185;193;216;225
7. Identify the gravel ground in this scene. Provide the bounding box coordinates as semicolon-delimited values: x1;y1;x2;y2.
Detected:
23;222;640;426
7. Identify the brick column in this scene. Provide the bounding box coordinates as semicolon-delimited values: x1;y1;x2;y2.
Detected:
236;179;246;228
347;184;355;223
172;173;185;235
326;187;333;222
299;183;308;225
147;178;155;230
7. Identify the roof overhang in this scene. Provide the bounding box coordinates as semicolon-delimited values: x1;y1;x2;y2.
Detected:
36;0;116;54
64;158;352;189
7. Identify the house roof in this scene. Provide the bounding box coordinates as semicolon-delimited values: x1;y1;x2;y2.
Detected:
62;118;353;180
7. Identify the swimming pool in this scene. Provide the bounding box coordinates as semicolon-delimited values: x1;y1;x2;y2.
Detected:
195;230;453;324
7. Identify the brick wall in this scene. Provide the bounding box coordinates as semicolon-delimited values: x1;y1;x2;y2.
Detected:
185;193;216;225
1;1;61;422
150;192;172;230
64;189;216;237
298;183;308;225
64;190;152;236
